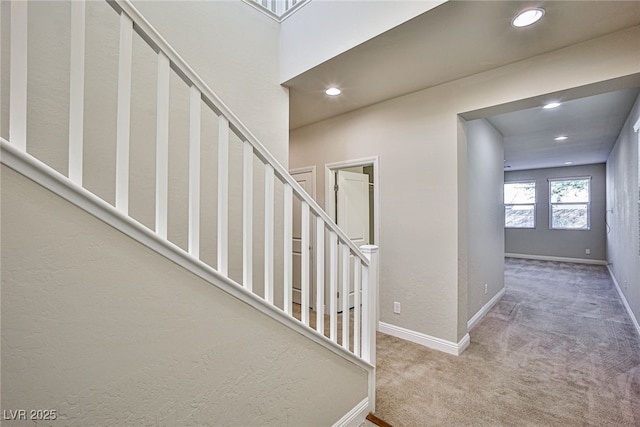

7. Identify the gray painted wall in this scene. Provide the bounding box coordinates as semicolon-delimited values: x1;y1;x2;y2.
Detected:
279;0;444;83
1;166;368;425
606;94;640;325
466;119;505;322
290;26;639;344
505;163;607;261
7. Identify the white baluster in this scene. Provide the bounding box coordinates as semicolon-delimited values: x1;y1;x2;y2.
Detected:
9;0;27;150
188;85;201;259
155;52;170;239
301;201;310;326
361;264;370;360
68;0;85;185
360;245;379;365
217;116;229;275
341;243;350;350
354;257;362;357
243;140;254;291
264;164;275;303
361;244;378;415
115;12;133;214
329;231;338;342
315;216;325;334
283;183;293;314
275;0;284;15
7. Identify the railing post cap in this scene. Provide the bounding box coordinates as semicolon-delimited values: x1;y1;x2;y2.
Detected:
359;244;379;254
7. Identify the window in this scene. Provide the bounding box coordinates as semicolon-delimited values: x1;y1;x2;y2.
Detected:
549;178;591;230
504;181;536;228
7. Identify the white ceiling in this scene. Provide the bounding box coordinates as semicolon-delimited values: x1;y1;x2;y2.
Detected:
285;1;640;171
489;87;640;171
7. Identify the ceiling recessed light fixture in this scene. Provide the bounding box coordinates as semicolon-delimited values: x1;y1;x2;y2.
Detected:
325;87;341;96
543;102;561;109
564;161;573;165
554;136;568;141
512;7;545;28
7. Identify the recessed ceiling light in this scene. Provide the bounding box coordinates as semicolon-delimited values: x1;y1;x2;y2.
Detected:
564;161;573;165
554;136;568;141
543;102;561;109
512;8;545;28
325;87;341;96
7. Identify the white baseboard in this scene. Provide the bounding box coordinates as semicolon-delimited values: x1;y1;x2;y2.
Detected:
606;265;640;338
332;397;369;427
378;322;470;356
505;253;607;266
468;288;506;331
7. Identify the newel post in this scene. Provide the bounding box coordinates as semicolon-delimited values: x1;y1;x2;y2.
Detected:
360;244;379;413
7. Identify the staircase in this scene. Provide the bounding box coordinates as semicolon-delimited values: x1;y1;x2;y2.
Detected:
1;0;378;424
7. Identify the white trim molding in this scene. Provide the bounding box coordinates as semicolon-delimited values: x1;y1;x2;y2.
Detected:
607;265;640;338
0;138;374;375
468;288;506;331
325;156;380;247
505;253;607;266
289;165;317;193
378;322;470;356
331;397;369;427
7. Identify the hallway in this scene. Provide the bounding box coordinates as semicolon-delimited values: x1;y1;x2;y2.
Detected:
374;258;640;426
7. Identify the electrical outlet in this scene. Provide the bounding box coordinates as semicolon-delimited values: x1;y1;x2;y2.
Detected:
393;302;401;314
585;248;591;255
484;284;488;294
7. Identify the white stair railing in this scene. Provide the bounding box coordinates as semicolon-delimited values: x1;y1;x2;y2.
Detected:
247;0;308;20
4;0;378;371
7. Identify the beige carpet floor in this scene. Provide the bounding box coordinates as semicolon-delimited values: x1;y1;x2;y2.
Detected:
374;258;640;426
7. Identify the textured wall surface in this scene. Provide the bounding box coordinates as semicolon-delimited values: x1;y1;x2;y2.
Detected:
466;119;505;323
290;27;640;344
1;165;368;426
1;0;290;307
505;163;607;261
607;94;640;325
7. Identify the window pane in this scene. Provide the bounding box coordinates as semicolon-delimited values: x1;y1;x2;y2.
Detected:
505;205;535;228
504;182;535;204
550;179;589;203
551;204;588;229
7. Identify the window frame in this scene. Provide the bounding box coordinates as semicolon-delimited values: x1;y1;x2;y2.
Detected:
504;180;537;229
548;176;591;231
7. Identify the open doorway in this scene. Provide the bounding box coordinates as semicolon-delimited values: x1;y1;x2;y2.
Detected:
325;157;379;311
462;84;639;333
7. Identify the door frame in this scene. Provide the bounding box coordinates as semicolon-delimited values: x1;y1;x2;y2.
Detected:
289;166;317;309
290;165;317;199
325;156;380;246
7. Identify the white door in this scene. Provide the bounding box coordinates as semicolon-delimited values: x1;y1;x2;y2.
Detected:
291;170;314;307
336;169;370;310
